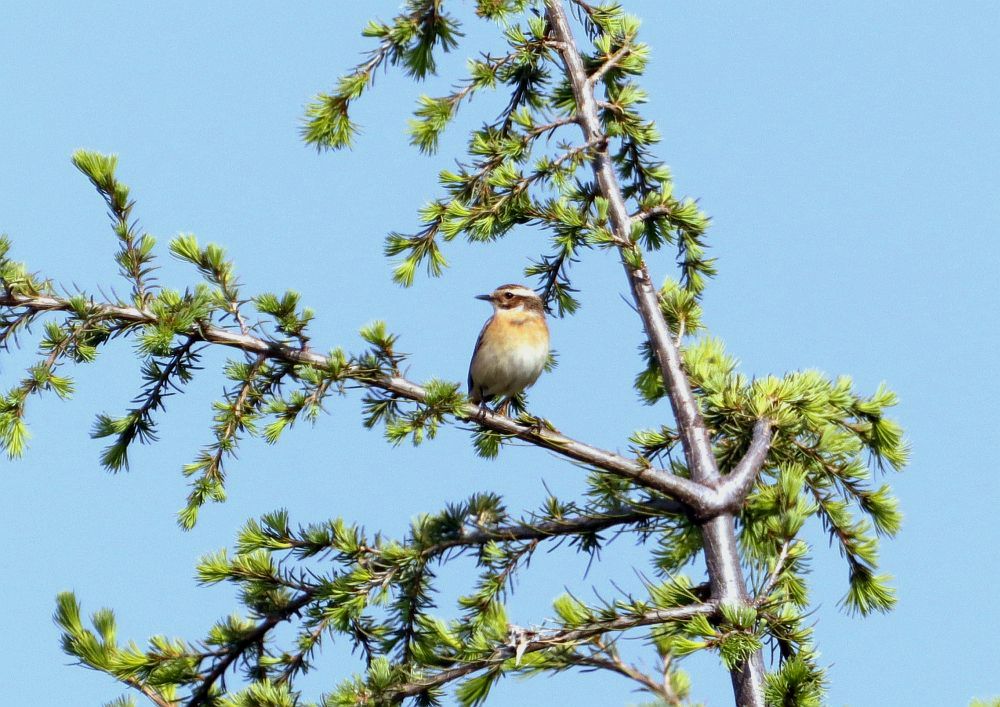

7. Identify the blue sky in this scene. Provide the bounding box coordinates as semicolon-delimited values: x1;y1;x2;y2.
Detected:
2;2;998;705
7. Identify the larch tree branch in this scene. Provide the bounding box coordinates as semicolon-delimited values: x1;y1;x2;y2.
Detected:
0;290;720;512
387;601;717;701
187;591;317;707
414;497;687;558
542;2;719;487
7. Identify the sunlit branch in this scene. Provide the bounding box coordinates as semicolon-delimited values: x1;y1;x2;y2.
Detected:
418;497;685;558
387;601;717;700
572;650;674;704
543;2;766;702
0;291;716;512
716;419;774;510
586;42;633;88
126;680;174;707
631;204;674;223
543;0;719;487
754;539;793;608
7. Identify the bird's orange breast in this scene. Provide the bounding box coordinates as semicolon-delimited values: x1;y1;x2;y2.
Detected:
482;310;549;348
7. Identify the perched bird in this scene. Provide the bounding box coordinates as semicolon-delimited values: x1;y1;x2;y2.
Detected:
468;283;550;416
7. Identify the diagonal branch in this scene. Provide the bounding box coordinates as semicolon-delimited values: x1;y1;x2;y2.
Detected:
186;591;316;707
716;419;774;510
572;651;675;704
543;2;719;487
586;42;632;88
754;539;793;608
125;679;174;707
0;291;718;513
631;204;673;224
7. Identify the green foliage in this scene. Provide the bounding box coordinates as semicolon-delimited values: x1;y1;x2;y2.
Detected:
635;332;908;617
72;149;158;306
218;680;298;707
1;242;107;459
657;277;704;338
51;496;684;705
54;592;181;706
764;655;826;707
303;1;463;150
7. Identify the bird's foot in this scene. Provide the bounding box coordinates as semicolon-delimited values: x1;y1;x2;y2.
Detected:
519;413;557;434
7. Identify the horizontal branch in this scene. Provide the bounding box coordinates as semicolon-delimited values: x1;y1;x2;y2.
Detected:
420;497;685;559
0;291;717;512
389;601;716;700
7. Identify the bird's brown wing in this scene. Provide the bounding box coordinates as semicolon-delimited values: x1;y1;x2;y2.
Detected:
467;315;493;402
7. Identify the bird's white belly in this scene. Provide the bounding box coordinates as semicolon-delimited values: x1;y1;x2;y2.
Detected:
472;339;548;398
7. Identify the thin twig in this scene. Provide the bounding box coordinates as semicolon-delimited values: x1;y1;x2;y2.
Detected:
386;601;716;700
586;42;633;88
186;591;315;706
754;539;793;607
575;652;666;699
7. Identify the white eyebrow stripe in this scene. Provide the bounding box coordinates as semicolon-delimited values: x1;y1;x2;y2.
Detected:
500;286;540;299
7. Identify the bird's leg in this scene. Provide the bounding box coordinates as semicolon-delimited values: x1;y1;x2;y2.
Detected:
495;398;512;417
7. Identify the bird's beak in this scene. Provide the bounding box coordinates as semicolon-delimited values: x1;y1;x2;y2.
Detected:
475;294;492;301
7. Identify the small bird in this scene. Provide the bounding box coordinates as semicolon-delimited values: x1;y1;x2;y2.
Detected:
468;283;550;416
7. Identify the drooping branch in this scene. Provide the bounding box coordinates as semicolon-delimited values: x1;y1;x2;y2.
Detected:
571;649;678;705
0;290;717;513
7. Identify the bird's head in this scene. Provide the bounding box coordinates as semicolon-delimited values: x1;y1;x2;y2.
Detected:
476;284;545;315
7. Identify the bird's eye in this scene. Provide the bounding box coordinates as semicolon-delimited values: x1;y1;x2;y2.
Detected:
503;292;514;299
